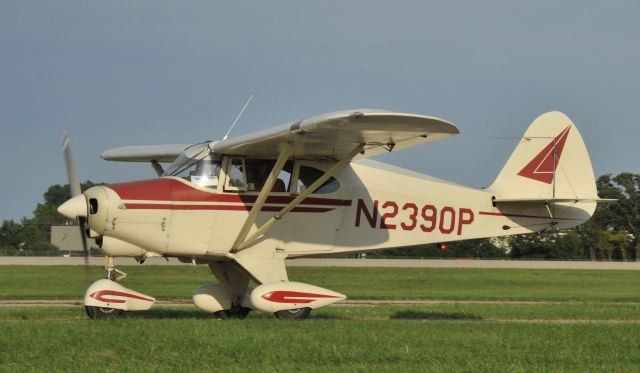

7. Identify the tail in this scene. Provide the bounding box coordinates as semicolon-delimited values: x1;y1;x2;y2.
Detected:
487;111;599;229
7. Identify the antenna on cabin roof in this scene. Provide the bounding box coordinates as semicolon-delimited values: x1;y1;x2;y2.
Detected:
223;93;254;140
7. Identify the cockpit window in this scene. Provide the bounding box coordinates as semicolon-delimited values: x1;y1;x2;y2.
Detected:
189;157;221;188
225;159;293;193
225;158;247;191
168;153;221;189
296;165;340;194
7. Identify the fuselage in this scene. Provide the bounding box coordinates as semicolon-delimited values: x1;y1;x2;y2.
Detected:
84;158;594;259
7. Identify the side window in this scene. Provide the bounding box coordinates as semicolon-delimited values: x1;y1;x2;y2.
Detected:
244;160;294;193
296;165;340;194
245;159;274;192
225;158;247;191
277;162;294;193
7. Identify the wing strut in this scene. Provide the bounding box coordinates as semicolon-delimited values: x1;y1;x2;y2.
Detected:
231;143;293;252
232;143;364;253
150;161;164;177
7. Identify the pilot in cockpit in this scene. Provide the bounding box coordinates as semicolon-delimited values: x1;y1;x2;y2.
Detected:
190;157;221;188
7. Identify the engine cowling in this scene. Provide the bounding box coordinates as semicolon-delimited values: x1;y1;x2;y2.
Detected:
99;236;148;257
245;282;346;313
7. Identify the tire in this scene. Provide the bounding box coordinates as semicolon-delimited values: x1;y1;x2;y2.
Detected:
213;307;251;320
85;306;124;320
274;307;311;320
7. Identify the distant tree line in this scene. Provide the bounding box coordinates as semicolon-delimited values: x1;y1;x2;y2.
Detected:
0;174;638;260
0;181;99;255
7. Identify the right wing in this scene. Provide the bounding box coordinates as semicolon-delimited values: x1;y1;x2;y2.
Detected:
100;109;459;164
210;109;459;160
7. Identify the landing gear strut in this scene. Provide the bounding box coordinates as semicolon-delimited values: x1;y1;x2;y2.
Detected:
214;306;252;320
105;256;127;281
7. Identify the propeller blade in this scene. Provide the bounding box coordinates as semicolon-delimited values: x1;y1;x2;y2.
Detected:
62;131;81;197
78;217;89;267
61;132;89;265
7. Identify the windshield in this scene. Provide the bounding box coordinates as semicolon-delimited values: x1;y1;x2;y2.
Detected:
164;143;210;177
164;143;221;189
170;154;221;188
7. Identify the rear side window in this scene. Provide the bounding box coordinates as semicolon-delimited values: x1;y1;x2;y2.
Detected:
296;166;340;194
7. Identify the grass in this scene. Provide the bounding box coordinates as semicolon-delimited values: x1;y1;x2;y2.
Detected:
1;312;639;372
2;265;640;371
3;302;640;322
1;265;640;302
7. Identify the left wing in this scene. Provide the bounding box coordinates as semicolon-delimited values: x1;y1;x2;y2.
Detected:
210;109;459;160
101;144;192;163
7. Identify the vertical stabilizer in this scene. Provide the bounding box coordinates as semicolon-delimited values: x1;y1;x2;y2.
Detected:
488;111;598;201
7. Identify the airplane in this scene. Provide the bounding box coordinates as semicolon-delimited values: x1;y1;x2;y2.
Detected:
57;109;605;320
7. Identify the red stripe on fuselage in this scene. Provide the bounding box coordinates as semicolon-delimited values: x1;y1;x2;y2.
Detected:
108;178;352;207
124;203;333;213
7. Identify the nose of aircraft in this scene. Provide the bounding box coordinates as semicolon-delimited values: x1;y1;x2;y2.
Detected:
58;195;88;220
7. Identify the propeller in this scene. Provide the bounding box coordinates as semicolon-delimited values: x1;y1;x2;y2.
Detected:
60;132;90;266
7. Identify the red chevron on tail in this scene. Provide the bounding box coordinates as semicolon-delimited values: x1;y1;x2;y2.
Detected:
517;126;571;184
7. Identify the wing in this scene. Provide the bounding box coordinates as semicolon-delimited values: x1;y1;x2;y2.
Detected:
101;144;193;163
210;109;459;160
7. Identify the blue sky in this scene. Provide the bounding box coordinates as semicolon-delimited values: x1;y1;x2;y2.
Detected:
1;1;638;221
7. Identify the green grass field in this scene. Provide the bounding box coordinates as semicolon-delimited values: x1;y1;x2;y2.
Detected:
1;265;640;372
2;265;640;301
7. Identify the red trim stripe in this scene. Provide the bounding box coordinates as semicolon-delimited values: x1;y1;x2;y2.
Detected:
90;290;155;303
262;290;341;304
124;203;333;213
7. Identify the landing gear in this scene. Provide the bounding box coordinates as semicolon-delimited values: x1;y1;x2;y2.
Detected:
85;305;124;319
274;307;311;320
213;307;252;320
105;256;127;281
84;256;128;320
83;257;156;319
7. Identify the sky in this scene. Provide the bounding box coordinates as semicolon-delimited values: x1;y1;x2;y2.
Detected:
0;1;638;222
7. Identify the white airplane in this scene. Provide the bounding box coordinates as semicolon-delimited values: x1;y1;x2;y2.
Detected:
58;109;604;319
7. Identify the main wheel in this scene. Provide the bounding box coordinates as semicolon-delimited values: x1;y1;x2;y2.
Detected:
213;307;251;320
85;306;124;320
274;307;311;320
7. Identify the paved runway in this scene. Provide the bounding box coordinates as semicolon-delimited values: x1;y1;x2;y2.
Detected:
1;256;639;270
